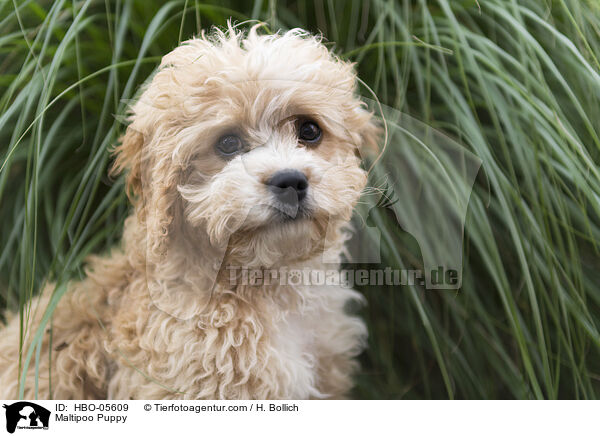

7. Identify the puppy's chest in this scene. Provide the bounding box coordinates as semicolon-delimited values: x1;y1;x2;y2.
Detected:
214;308;321;399
149;300;325;399
263;312;321;398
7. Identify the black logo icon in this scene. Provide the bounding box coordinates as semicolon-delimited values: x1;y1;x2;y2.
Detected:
2;402;50;433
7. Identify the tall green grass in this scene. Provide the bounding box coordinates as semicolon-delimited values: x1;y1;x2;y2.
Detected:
1;0;599;399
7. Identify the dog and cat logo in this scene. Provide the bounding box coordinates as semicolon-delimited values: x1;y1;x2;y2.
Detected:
2;402;50;433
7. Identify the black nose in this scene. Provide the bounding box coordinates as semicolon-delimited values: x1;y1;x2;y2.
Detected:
266;169;308;202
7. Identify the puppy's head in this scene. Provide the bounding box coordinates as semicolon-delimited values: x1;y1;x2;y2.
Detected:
113;24;379;267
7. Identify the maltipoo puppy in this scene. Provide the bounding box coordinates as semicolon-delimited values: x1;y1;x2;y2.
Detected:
0;24;379;399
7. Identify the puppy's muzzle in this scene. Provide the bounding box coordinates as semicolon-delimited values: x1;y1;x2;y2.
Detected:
266;169;308;206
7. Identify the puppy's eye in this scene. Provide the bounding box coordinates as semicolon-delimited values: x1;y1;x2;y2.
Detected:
298;121;322;144
216;135;244;156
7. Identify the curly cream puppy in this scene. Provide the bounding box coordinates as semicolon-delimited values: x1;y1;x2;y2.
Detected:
0;24;379;399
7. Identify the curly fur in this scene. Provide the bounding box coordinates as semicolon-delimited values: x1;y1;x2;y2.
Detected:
0;24;379;399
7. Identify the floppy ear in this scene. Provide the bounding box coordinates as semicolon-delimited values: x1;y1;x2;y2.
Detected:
111;120;182;260
111;125;144;202
359;115;382;155
351;107;381;160
144;154;184;260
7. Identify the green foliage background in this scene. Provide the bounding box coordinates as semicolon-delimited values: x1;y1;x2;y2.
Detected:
1;0;599;399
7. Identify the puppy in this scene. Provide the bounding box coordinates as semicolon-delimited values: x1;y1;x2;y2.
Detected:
0;24;379;399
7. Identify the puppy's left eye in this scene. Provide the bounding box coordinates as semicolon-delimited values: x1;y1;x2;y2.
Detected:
216;135;244;157
298;121;322;144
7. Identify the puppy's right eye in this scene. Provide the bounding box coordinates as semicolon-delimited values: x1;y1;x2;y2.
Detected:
215;135;244;157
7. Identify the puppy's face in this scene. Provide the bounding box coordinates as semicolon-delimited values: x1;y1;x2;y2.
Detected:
115;27;378;267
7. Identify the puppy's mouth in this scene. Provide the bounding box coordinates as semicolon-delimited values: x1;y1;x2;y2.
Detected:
268;201;313;223
261;181;313;223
